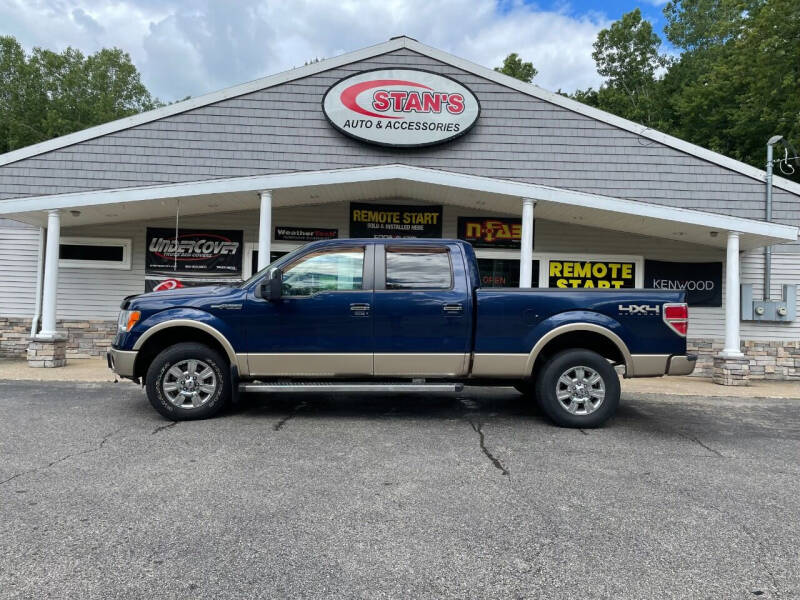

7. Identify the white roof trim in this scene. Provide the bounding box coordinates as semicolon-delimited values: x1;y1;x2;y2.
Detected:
1;36;798;198
0;164;795;242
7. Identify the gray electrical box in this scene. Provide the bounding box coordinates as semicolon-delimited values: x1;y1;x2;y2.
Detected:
741;284;797;322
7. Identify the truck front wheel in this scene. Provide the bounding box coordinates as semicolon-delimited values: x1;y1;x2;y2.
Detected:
145;342;231;421
535;349;620;428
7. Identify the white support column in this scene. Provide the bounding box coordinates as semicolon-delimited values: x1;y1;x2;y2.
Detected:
39;209;61;339
720;230;743;357
257;190;272;271
519;198;536;288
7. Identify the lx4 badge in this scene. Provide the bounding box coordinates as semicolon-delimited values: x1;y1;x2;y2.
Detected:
619;304;660;315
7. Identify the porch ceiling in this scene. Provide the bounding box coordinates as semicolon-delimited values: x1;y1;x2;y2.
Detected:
1;165;796;251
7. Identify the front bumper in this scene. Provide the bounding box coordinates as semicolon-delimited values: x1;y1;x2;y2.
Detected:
667;354;697;376
107;347;137;379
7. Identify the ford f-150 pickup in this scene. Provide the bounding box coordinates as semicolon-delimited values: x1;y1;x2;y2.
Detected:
108;238;696;427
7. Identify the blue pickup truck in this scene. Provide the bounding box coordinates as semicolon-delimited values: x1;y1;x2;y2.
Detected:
109;238;695;427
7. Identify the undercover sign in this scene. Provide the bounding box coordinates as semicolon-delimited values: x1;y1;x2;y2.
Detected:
645;260;722;307
458;217;524;249
146;228;242;274
350;203;442;238
549;260;636;288
322;69;480;147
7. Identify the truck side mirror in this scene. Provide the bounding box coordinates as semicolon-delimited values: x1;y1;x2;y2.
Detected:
260;268;283;301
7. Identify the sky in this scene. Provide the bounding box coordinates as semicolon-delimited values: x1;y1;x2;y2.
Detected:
0;0;671;103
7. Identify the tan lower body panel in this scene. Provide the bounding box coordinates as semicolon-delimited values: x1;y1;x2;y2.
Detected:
374;353;468;377
629;354;670;377
245;353;372;377
470;354;529;378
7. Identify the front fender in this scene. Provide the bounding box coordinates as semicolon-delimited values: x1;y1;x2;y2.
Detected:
125;308;238;363
523;310;633;374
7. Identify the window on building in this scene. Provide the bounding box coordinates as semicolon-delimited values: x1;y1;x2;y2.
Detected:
58;237;132;270
385;247;452;290
281;248;364;296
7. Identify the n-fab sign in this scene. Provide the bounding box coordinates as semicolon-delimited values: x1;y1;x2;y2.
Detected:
322;69;480;147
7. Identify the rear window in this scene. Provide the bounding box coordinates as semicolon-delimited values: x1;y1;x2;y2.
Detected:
385;247;452;290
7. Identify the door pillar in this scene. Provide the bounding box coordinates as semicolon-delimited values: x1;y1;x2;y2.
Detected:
258;190;272;271
519;198;536;287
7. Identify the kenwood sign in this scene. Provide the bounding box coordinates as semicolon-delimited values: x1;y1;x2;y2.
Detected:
322;69;480;147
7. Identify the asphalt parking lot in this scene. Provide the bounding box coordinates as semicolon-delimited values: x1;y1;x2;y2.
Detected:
0;380;798;599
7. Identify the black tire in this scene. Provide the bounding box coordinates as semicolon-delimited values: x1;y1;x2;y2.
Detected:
145;342;230;421
534;349;620;428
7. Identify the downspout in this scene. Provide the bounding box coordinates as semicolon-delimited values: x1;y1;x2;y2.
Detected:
30;226;46;337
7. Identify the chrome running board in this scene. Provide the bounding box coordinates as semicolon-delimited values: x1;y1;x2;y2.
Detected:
239;381;464;393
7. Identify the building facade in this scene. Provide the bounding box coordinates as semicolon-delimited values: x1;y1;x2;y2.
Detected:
0;37;798;380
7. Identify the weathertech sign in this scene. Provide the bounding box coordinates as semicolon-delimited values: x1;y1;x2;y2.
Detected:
322;69;480;147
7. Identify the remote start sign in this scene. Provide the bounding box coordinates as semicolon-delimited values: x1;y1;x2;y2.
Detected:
322;69;480;147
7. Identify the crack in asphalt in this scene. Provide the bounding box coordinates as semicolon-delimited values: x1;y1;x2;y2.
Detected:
0;426;125;489
677;431;724;457
151;421;178;435
467;419;510;477
273;401;307;431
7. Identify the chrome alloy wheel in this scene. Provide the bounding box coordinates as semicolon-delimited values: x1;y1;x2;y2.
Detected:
161;359;218;408
555;365;606;415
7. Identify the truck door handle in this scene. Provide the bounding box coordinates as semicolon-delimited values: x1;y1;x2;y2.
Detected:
442;303;463;314
350;303;371;314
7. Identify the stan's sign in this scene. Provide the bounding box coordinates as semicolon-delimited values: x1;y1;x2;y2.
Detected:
322;69;480;147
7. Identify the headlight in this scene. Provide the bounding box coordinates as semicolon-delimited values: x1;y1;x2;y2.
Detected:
118;310;141;332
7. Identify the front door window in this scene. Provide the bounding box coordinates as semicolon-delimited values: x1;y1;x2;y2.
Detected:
281;248;365;296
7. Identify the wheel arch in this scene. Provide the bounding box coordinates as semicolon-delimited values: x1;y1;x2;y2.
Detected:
133;320;238;380
525;323;633;377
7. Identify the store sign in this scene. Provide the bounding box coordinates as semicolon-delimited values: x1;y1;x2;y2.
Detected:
274;226;338;242
645;260;722;307
144;277;238;293
322;69;480;147
458;217;524;249
146;227;243;274
549;260;636;288
350;202;443;238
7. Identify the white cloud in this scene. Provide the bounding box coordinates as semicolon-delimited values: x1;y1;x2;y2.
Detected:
1;0;610;101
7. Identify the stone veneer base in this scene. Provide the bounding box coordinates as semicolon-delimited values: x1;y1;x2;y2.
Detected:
27;336;67;368
712;355;750;386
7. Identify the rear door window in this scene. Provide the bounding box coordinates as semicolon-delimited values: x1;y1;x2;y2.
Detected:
385;247;452;290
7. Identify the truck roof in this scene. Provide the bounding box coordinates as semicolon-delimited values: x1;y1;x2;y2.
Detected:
300;238;468;248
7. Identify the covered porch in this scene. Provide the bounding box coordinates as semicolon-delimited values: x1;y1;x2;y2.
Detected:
2;164;796;377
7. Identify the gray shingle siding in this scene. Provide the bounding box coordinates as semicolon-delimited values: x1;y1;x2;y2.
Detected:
0;47;797;248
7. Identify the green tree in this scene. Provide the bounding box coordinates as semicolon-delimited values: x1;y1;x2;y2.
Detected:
663;0;800;174
495;53;538;83
588;9;668;127
0;36;161;153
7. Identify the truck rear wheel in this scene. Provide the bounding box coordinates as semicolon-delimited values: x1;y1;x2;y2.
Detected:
535;349;620;428
145;342;230;421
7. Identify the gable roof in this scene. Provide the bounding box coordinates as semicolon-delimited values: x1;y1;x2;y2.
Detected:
1;36;798;198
